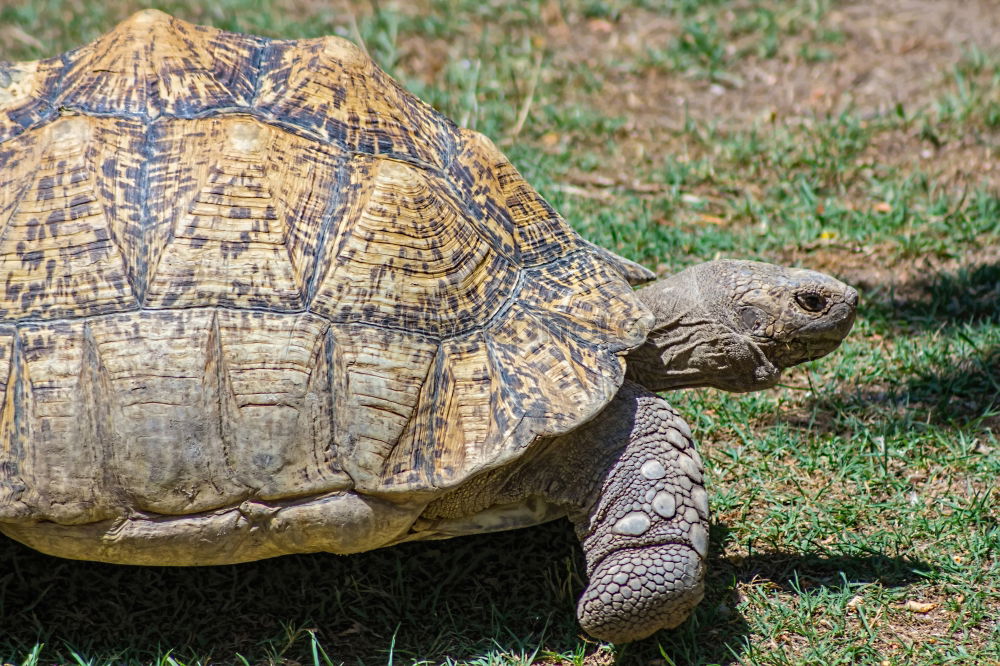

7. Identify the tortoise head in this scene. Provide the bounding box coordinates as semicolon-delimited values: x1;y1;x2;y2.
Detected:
626;260;858;393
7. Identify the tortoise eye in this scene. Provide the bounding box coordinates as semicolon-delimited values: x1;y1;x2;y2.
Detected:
795;292;827;312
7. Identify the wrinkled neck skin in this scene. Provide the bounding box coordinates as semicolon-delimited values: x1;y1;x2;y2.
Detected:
625;271;779;393
625;260;858;393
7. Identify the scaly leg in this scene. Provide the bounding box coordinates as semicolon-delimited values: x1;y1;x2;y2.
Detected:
411;381;709;642
568;381;709;642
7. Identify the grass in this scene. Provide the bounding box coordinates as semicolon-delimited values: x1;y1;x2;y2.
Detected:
1;0;998;664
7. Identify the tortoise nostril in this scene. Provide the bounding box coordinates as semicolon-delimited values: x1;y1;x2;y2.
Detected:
795;292;827;312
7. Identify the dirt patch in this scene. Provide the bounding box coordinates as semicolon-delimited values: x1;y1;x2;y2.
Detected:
863;126;1000;193
553;0;1000;127
539;0;1000;194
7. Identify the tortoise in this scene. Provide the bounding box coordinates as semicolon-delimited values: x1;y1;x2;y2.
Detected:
0;11;857;642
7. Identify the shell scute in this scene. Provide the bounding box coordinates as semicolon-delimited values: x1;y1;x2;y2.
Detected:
449;129;577;266
0;57;63;144
57;10;262;119
142;115;347;309
518;252;654;352
0;325;26;519
0;116;138;320
308;156;520;338
331;323;440;490
254;36;458;167
212;309;349;498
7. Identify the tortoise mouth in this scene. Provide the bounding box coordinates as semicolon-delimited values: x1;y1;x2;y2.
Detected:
775;302;857;367
805;301;856;337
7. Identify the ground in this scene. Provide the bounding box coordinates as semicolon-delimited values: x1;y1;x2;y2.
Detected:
0;1;997;664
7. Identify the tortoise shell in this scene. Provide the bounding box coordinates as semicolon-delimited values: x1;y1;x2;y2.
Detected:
0;10;653;529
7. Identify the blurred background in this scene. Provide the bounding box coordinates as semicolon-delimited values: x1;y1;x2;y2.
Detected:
1;1;998;664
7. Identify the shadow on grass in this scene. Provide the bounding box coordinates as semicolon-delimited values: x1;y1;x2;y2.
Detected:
899;343;1000;425
0;518;934;665
864;260;1000;332
881;257;1000;426
804;342;1000;432
5;520;578;665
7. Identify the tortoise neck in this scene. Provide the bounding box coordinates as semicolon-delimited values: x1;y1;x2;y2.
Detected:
624;268;779;393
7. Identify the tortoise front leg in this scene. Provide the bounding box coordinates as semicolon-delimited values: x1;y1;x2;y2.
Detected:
411;380;709;642
564;381;709;642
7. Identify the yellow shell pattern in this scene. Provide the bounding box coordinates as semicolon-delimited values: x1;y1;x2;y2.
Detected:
0;11;652;533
